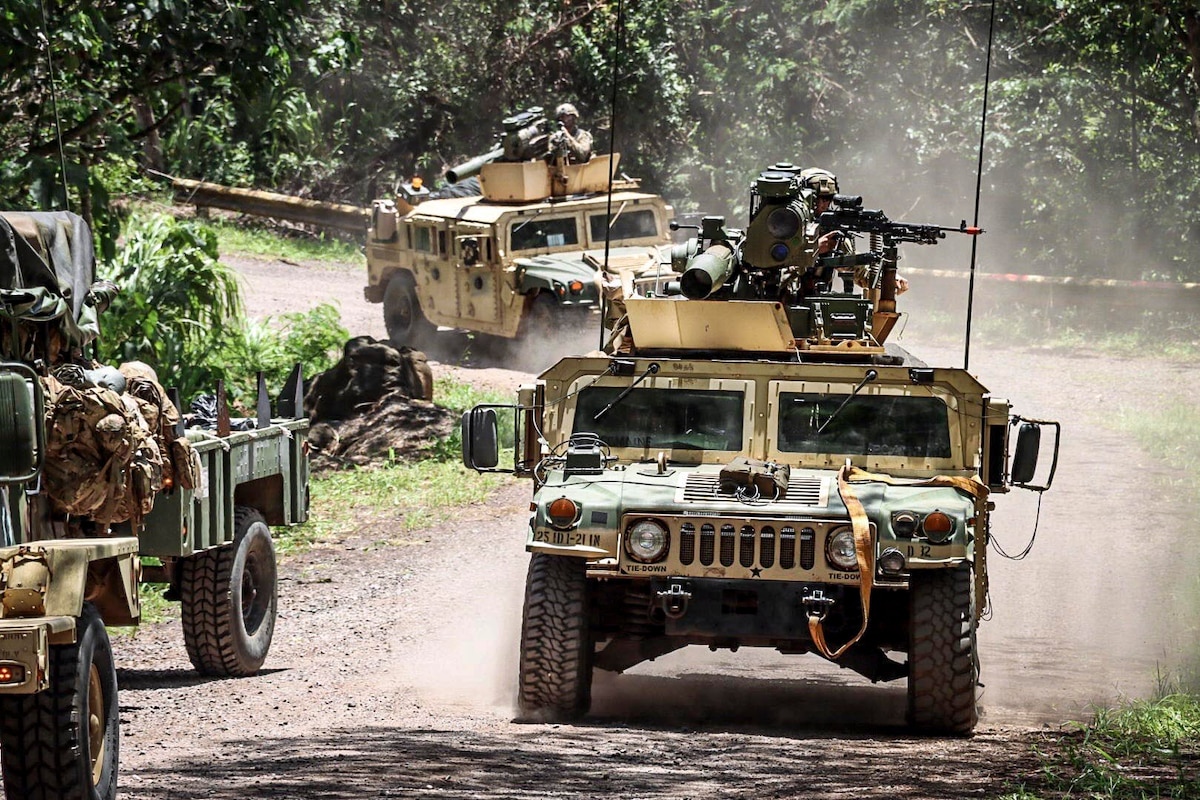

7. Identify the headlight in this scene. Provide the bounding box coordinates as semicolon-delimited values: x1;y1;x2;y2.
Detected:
922;510;955;544
891;510;919;537
625;519;670;563
825;526;859;571
547;497;580;530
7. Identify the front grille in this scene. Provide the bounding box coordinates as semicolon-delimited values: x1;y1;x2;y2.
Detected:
680;473;828;508
649;515;868;579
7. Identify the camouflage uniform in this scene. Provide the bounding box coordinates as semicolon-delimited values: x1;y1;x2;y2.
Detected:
553;103;593;163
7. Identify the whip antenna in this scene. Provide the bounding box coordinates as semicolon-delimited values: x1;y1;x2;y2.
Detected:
964;0;996;370
39;0;70;211
600;0;626;349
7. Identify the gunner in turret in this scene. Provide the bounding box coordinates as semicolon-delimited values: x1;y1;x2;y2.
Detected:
551;103;594;163
800;167;909;296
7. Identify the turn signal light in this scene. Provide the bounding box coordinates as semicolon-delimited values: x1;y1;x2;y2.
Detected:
922;510;955;543
547;497;580;530
0;664;26;684
568;280;585;294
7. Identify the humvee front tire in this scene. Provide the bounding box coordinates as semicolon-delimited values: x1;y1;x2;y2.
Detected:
181;507;278;677
907;564;978;735
383;272;436;351
517;553;592;721
0;602;119;800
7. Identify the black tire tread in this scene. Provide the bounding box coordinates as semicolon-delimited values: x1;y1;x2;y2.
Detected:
384;271;436;351
180;507;273;677
908;564;979;735
0;603;117;800
517;554;592;721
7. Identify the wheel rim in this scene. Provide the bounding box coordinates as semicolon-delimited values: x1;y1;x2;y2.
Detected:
87;662;105;785
241;547;270;635
387;286;416;336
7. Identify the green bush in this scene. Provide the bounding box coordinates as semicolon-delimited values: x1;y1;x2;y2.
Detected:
98;213;347;407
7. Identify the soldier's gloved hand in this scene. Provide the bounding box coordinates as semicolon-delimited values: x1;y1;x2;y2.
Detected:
816;231;842;255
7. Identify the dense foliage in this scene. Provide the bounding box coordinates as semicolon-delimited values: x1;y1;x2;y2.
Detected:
98;213;346;402
3;0;1199;281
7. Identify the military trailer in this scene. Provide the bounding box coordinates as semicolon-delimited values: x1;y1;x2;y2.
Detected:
0;211;309;800
364;107;673;360
462;167;1058;734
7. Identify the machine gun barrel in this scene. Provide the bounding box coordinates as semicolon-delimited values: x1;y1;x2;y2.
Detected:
445;147;505;184
679;244;736;299
818;209;983;245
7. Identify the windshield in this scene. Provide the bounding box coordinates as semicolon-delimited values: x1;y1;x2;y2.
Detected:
574;387;744;451
588;209;659;243
777;392;952;458
511;217;579;251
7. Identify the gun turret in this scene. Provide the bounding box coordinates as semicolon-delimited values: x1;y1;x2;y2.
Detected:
444;107;554;184
620;165;983;354
445;147;505;184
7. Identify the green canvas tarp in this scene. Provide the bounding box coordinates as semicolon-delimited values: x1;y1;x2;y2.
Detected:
0;211;104;353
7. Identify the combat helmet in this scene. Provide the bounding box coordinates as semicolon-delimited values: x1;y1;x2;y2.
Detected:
555;103;580;119
799;167;839;197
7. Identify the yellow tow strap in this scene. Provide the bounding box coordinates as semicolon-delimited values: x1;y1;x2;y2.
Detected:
808;465;990;661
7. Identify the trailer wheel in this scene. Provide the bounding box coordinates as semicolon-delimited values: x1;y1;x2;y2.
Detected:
907;564;979;735
517;553;592;721
181;507;278;677
384;272;436;351
0;602;119;800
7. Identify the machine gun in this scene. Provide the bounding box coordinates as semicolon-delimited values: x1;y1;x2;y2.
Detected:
445;106;554;183
817;194;983;245
643;165;980;350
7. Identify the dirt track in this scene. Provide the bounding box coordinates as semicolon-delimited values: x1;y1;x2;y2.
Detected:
109;253;1200;799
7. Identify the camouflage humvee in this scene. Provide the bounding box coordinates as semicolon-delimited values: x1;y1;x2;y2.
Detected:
364;107;673;365
0;211;309;799
462;167;1058;734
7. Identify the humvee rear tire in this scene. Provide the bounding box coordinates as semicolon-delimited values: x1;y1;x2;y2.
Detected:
181;507;278;677
517;553;592;721
384;272;436;351
907;564;978;735
0;602;119;800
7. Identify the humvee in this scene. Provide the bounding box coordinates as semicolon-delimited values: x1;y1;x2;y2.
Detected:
461;167;1058;734
364;107;673;363
0;211;309;799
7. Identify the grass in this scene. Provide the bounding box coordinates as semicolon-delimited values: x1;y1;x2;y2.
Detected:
209;218;363;265
1115;402;1200;509
904;303;1200;360
272;374;515;554
1000;694;1200;799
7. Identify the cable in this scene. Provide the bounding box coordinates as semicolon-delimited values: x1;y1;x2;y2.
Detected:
989;492;1043;561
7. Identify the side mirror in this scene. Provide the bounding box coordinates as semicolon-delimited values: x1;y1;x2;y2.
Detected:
461;407;499;471
1010;424;1039;484
1010;419;1060;492
0;363;43;484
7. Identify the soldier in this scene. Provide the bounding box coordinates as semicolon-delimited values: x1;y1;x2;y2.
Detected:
799;167;909;295
551;103;594;163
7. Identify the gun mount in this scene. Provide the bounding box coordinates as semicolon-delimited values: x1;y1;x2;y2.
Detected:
606;165;982;360
441;106;617;203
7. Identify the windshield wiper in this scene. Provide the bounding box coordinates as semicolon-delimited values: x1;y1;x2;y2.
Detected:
593;362;659;421
815;369;878;436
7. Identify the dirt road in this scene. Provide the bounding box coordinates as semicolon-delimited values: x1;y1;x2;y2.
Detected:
109;253;1200;798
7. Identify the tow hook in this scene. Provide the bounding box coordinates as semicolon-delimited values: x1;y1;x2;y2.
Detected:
656;581;692;619
802;589;835;622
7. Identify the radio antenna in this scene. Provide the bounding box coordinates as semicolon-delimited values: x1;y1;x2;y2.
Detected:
39;0;71;211
600;0;626;349
964;0;996;370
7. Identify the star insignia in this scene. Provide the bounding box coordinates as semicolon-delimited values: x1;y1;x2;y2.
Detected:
750;567;762;578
